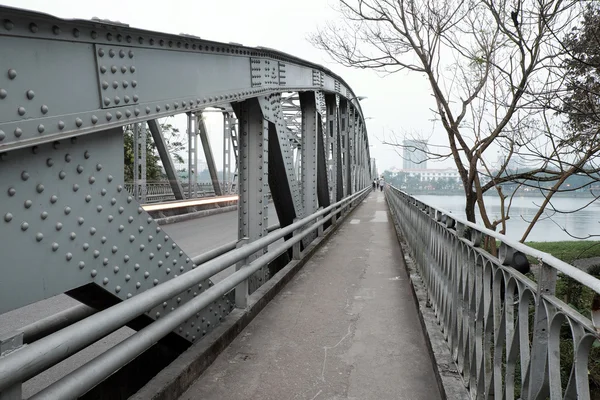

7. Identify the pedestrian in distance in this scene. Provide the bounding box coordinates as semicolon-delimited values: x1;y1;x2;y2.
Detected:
379;178;385;192
372;179;377;191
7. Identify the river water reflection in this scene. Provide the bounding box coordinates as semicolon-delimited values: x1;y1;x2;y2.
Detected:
414;195;600;242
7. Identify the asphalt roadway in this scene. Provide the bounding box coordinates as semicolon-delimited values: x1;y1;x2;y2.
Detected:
0;204;279;398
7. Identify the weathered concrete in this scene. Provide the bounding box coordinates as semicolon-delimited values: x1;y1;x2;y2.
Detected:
179;191;442;400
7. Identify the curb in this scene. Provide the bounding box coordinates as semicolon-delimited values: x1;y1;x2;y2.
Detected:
131;193;367;400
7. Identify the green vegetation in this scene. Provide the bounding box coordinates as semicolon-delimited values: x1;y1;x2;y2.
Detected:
525;241;600;264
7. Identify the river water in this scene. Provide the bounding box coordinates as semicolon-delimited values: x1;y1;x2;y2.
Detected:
414;195;600;242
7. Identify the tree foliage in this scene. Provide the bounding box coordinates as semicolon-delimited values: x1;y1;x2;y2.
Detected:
562;3;600;144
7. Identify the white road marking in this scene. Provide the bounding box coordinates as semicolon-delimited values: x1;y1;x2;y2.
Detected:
371;210;388;222
350;219;361;224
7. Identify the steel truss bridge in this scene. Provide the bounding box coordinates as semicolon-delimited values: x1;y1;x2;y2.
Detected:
2;6;600;400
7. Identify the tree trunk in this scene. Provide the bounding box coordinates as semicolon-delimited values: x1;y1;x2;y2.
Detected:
465;192;477;223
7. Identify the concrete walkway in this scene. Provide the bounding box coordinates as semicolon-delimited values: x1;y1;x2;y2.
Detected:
179;190;443;400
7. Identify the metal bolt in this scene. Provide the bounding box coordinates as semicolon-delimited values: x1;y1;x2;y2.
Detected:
8;69;17;80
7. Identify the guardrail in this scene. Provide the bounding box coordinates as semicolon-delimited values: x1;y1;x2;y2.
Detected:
124;182;231;203
385;185;600;399
0;187;370;399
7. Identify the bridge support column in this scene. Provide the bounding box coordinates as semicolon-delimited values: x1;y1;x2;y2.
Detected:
0;332;22;400
315;92;331;210
197;112;222;196
187;112;198;199
132;123;147;203
233;98;269;295
147;120;185;200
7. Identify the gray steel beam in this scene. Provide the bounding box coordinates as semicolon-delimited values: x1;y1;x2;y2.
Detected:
233;98;269;298
314;92;330;209
147;120;185;200
197;113;222;196
187;112;197;198
339;100;350;197
0;7;367;153
299;92;318;217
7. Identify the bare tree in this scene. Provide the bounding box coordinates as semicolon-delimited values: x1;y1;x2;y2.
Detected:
311;0;595;244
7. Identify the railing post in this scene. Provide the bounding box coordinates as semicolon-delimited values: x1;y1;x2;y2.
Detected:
316;207;324;237
525;262;556;400
292;218;301;260
235;238;250;309
332;206;338;224
0;331;23;400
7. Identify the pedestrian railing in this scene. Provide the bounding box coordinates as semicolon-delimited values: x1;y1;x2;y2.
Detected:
385;185;600;399
124;182;228;203
0;187;370;399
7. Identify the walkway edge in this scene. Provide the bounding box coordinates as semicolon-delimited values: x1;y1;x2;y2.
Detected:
387;203;470;400
131;195;367;400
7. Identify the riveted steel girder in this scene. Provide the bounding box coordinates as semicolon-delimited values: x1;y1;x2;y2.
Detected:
0;7;366;153
147;120;185;200
197;112;222;196
0;130;233;342
233;98;269;294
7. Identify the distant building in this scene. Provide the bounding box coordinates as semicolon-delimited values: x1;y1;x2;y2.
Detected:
403;168;461;182
403;140;428;170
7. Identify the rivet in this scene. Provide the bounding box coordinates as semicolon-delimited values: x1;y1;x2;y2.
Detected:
106;112;112;121
91;269;97;277
144;271;150;278
107;175;114;182
26;90;35;100
132;80;137;87
21;222;29;231
125;274;131;282
128;216;134;223
93;250;100;258
136;282;141;289
112;246;118;253
76;165;83;173
116;111;122;119
96;164;102;171
124;255;129;262
58;121;65;130
91;31;98;39
36;232;44;242
66;252;72;261
51;242;59;251
103;257;109;265
140;244;145;251
91;115;98;124
56;222;63;231
73;184;79;192
129;50;134;58
100;65;107;74
124;96;130;104
97;205;103;212
149;252;154;259
83;243;89;250
89;176;96;184
153;279;159;286
38;125;44;133
114;266;119;273
126;109;132;117
103;277;109;285
41;211;48;220
111;65;117;73
156;105;161;112
119;207;124;214
107;33;113;41
147;217;153;224
158;260;163;267
70;232;76;240
85;195;91;202
7;187;16;196
4;19;14;30
78;217;84;225
64;206;71;215
75;118;83;127
110;49;117;57
138;207;143;214
100;188;107;196
166;268;171;274
4;213;13;222
84;151;90;159
145;107;150;114
14;128;22;137
0;130;4;141
127;293;132;298
78;261;85;269
8;69;17;80
129;235;135;242
18;107;26;116
165;103;170;110
90;227;96;235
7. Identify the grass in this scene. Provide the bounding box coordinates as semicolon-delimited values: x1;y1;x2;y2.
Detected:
523;240;600;263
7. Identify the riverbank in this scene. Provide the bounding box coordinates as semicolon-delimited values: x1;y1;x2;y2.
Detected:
526;240;600;265
406;190;598;198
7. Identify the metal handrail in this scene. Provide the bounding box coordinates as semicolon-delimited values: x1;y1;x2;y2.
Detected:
385;185;600;399
0;188;369;394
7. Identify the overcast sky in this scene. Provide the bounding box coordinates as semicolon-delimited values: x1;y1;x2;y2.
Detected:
4;0;451;172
